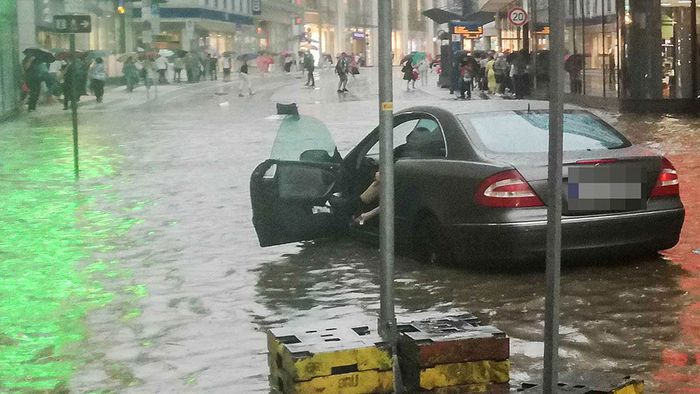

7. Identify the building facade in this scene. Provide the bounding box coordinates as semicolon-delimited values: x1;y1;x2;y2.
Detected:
470;0;700;111
132;0;258;54
1;1;20;119
303;0;441;66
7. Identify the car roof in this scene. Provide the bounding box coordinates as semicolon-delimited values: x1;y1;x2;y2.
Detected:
396;99;584;117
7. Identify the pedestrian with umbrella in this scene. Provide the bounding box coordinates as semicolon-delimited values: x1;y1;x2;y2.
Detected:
61;58;78;110
400;53;415;91
23;55;42;112
23;48;55;64
88;57;107;103
142;58;157;98
302;50;315;87
283;52;294;73
237;56;254;97
208;53;218;81
256;52;273;77
155;53;169;84
222;54;233;81
565;52;583;94
174;55;185;82
122;57;139;92
335;52;350;93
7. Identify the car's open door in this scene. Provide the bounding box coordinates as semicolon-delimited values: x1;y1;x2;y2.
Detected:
250;115;346;247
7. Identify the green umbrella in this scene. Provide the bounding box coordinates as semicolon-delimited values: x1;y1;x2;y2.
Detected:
411;51;426;64
87;50;111;60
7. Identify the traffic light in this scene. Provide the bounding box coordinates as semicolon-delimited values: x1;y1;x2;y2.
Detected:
117;0;126;14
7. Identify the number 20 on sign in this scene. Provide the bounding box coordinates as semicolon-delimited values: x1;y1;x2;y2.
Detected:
508;7;528;27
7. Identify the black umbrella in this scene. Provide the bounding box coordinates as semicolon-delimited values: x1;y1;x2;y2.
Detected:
564;54;584;73
23;48;55;63
236;53;258;61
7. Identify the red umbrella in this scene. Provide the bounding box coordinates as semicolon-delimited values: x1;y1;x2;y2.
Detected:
256;55;274;71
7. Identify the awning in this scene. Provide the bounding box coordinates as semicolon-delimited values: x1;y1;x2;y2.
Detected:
422;7;495;26
463;11;496;26
422;8;462;24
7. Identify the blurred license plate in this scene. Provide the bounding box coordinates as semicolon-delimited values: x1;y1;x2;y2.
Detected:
567;166;646;211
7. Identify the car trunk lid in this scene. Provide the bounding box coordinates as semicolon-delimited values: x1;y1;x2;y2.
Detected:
488;146;661;215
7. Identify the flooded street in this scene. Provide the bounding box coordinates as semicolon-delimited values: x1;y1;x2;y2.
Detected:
1;72;698;393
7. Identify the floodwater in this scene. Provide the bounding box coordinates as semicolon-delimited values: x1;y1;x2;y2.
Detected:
0;73;698;393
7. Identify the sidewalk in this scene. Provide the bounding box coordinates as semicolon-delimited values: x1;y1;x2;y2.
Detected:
19;73;292;118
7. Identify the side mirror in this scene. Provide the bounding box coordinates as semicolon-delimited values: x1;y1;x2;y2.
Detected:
276;102;299;116
299;149;333;163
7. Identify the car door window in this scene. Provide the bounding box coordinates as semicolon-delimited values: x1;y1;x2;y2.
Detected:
407;118;446;158
365;119;419;159
270;116;340;162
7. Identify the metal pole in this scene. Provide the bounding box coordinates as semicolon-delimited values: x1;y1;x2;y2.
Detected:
601;0;606;98
543;0;565;391
318;6;324;68
119;13;127;53
530;0;538;91
69;33;80;179
377;0;400;392
580;0;586;94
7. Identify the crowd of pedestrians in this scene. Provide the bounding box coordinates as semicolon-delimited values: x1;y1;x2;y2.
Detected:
21;45;545;113
442;48;533;100
21;52;110;112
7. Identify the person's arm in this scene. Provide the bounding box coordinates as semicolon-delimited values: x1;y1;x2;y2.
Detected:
355;206;379;225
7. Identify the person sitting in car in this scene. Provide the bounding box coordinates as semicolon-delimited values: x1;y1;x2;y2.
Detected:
353;171;380;225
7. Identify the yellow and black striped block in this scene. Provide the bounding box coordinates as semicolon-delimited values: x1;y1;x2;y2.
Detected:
398;315;510;391
270;367;393;394
267;325;393;393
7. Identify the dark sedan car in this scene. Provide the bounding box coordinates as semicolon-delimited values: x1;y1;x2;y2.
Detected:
250;101;684;264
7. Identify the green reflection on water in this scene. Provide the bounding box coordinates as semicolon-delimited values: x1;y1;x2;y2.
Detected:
0;122;140;391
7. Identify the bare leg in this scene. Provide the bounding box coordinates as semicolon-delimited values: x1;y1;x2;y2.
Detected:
360;181;379;204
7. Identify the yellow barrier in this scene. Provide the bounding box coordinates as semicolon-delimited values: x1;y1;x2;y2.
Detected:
267;325;393;393
270;368;393;394
418;360;511;389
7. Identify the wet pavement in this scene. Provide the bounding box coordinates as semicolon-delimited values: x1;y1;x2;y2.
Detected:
0;69;698;393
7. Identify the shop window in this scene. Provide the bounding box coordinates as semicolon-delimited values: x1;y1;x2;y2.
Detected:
661;1;693;99
697;4;700;98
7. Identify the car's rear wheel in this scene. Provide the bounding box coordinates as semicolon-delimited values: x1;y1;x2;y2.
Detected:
414;214;454;265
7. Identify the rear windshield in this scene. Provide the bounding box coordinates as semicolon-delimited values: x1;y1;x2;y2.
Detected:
458;110;630;153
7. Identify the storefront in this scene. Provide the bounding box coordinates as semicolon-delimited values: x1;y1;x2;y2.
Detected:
564;0;700;111
301;24;330;63
490;0;700;111
132;7;255;54
33;0;122;53
449;22;484;52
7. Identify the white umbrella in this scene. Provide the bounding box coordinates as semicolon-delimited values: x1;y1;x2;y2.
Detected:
158;49;175;57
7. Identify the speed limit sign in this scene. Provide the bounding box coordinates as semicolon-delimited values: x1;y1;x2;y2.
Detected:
508;7;529;26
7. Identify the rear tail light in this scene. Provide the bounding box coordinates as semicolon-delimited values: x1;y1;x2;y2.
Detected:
475;170;544;208
650;157;680;197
